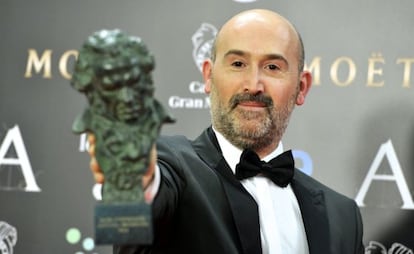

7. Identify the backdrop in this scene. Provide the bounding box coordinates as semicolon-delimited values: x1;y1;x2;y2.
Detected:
1;0;413;253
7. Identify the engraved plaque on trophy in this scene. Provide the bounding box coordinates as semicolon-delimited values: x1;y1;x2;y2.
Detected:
71;29;174;244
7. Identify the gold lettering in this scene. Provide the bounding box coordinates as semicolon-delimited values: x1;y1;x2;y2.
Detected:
330;57;356;87
24;49;52;78
396;58;414;88
304;57;321;85
367;53;385;87
59;50;78;80
22;47;413;89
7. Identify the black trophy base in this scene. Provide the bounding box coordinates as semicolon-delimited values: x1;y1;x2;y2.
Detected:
95;201;153;245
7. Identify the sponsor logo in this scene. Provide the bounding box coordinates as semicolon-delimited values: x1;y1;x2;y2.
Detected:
191;23;217;72
365;240;413;254
168;23;217;110
356;140;414;209
0;125;41;192
0;221;17;254
23;47;414;89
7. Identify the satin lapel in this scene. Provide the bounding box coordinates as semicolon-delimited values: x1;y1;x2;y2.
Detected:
291;170;331;254
192;128;262;254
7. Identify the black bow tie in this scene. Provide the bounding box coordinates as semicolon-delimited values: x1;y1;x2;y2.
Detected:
235;149;294;187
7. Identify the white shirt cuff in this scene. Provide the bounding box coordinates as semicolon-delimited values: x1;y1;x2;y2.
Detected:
144;164;161;203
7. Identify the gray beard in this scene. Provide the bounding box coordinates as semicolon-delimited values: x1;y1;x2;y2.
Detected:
210;89;296;151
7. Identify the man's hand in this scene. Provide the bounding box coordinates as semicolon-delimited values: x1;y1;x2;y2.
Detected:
87;133;156;189
88;134;104;183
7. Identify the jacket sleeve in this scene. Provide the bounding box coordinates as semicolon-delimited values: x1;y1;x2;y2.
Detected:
354;201;365;254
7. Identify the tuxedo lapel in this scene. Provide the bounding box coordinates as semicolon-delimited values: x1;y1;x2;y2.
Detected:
192;128;262;254
291;170;331;254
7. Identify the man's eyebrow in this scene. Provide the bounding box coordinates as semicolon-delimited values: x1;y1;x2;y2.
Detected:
223;50;289;67
263;53;289;67
223;49;247;58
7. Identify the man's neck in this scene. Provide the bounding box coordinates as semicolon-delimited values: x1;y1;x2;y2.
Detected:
213;127;283;162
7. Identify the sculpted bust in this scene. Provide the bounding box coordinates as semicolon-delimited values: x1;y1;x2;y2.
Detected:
71;29;174;202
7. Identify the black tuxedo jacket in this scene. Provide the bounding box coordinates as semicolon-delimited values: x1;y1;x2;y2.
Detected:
115;128;364;254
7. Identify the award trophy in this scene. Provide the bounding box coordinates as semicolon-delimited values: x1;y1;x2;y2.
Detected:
71;29;174;244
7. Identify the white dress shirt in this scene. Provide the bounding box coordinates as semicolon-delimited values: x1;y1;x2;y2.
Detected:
214;130;309;254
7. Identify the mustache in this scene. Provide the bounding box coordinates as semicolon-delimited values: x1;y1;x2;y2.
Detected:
229;93;273;110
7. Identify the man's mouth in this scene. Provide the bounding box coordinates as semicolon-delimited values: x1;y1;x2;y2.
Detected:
230;93;273;110
238;101;267;108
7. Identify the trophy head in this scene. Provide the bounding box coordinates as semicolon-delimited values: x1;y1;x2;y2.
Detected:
71;29;156;124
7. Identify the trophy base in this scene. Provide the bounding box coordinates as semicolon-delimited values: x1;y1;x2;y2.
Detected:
94;202;153;245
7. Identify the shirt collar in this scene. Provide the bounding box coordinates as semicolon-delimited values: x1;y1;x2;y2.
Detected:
212;128;284;173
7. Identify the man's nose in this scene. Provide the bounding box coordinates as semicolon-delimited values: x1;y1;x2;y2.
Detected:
243;67;265;94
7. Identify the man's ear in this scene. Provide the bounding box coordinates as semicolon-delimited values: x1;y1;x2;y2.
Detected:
203;59;213;94
296;70;312;105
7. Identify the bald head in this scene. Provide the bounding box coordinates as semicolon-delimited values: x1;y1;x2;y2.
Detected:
211;9;305;72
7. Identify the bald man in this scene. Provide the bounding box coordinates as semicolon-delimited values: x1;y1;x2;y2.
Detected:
90;9;364;254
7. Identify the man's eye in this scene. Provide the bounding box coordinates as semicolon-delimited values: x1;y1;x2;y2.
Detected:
267;64;280;70
231;61;244;67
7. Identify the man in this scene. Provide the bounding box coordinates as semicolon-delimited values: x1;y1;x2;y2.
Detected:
89;9;364;254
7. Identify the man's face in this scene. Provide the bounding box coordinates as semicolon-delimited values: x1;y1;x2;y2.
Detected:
204;12;310;152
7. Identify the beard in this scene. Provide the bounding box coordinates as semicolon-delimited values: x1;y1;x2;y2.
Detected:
210;83;298;151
